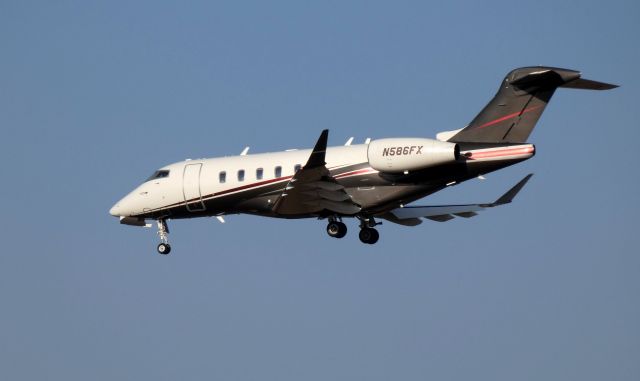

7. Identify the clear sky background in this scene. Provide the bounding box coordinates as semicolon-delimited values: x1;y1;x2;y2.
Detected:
1;1;638;380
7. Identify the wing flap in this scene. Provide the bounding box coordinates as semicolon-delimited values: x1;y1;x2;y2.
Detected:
392;204;485;219
310;200;361;215
425;214;455;222
304;181;344;192
379;212;424;226
388;174;533;223
317;189;352;202
453;212;478;218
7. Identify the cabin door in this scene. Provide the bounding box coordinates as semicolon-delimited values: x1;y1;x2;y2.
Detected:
183;163;206;212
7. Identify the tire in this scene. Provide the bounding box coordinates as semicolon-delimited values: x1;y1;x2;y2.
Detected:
359;228;379;244
368;228;379;244
327;221;348;239
157;243;171;255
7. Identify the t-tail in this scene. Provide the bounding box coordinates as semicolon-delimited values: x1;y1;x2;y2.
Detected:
444;67;617;144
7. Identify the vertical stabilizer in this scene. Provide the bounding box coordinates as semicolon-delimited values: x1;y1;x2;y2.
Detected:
448;67;617;144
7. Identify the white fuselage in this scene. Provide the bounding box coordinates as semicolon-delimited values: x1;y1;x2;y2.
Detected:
110;139;535;223
110;144;374;218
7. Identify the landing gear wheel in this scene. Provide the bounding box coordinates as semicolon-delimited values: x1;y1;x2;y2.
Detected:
157;243;171;255
359;228;379;244
156;219;171;254
326;221;348;238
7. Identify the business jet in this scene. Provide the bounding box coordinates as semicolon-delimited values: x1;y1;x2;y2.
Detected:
110;66;616;254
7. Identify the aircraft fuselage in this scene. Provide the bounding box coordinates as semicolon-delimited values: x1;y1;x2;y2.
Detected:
110;142;534;221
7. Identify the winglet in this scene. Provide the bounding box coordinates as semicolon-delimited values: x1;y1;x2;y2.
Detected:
492;174;533;206
305;129;329;169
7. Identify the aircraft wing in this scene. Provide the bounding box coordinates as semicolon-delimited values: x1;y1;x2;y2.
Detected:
383;174;533;224
272;130;361;216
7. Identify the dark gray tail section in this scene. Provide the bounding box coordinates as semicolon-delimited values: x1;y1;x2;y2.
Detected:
448;67;617;144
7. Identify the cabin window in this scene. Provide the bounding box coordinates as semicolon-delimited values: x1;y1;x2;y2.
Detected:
274;166;282;178
294;164;302;173
238;169;245;182
256;168;263;180
146;170;170;182
219;171;226;183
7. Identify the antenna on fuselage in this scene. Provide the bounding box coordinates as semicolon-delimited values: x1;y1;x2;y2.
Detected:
240;147;250;156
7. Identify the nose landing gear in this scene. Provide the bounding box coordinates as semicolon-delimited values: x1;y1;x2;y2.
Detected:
156;219;171;254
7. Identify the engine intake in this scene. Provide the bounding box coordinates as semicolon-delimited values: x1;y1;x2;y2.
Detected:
367;138;459;173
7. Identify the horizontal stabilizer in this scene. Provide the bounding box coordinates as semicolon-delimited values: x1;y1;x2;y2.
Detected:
560;78;618;90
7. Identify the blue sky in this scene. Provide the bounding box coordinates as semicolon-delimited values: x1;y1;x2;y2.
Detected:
1;1;638;380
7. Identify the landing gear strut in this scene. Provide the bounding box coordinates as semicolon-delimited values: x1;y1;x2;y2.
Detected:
156;219;171;254
358;216;380;244
326;217;347;239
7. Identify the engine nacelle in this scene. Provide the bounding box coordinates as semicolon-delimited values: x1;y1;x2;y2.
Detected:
367;138;459;173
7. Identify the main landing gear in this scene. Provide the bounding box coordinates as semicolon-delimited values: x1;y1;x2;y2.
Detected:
156;219;171;255
324;216;380;244
358;216;380;245
358;227;379;244
326;217;348;239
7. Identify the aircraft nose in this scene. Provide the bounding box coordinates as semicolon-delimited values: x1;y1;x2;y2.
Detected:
109;191;146;217
110;194;132;217
109;203;120;217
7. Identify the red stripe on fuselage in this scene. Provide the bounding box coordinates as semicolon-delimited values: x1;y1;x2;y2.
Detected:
140;166;375;214
212;176;291;198
334;168;376;179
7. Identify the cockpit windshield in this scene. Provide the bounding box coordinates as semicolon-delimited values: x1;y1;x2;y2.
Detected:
146;170;170;182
